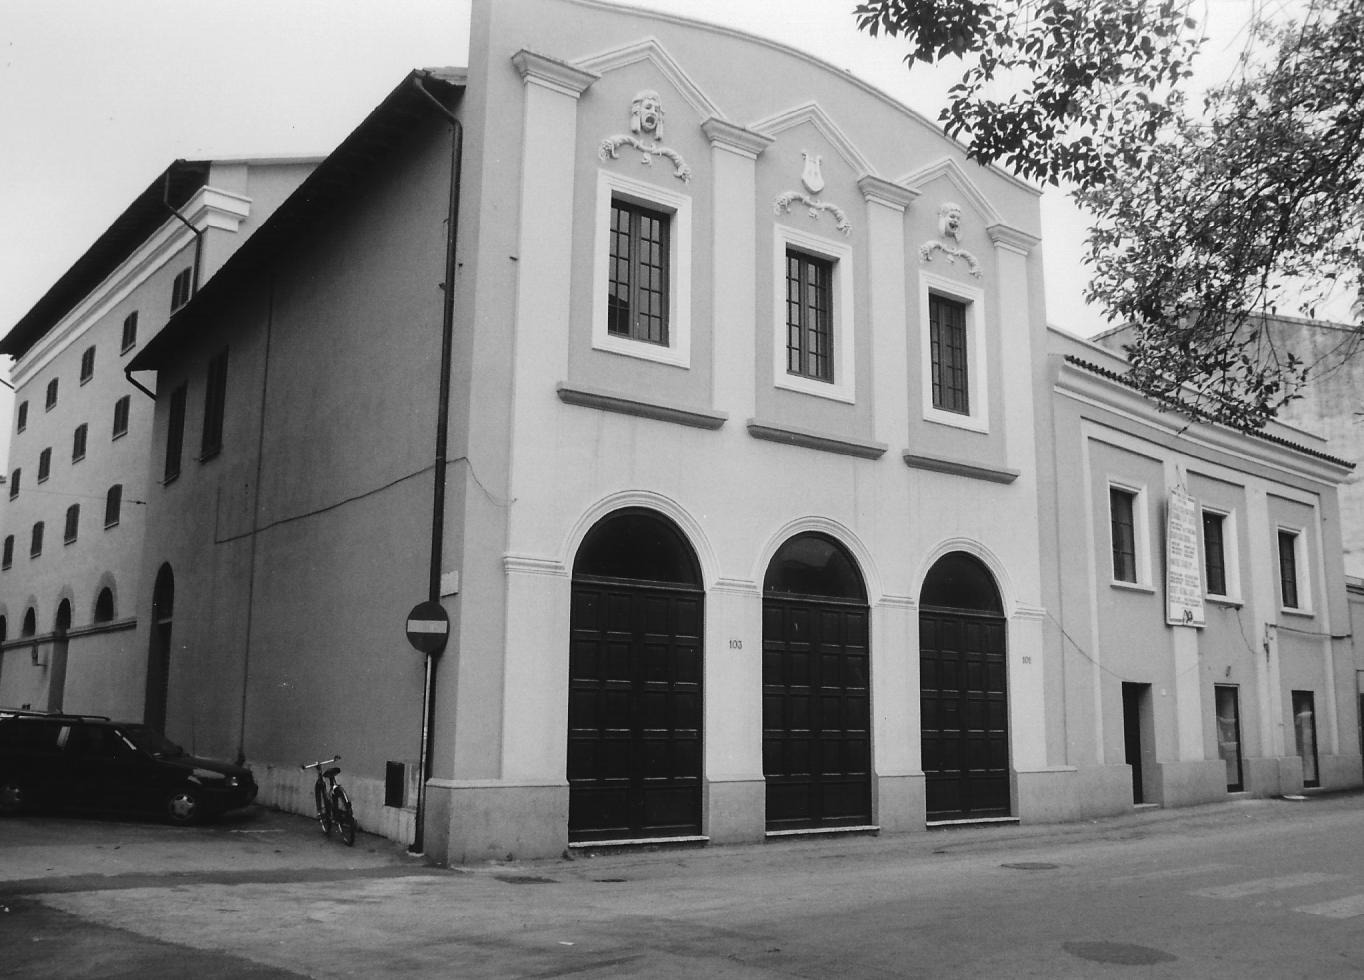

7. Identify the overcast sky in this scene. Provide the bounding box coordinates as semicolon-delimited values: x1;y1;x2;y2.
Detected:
0;0;1280;464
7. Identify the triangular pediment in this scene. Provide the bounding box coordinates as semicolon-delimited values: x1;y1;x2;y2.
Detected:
750;102;874;177
899;157;1002;226
574;37;725;122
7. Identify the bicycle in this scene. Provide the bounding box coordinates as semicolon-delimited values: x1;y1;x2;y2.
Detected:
301;755;357;846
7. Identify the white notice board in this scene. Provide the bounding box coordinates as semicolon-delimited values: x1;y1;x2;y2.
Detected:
1166;486;1205;627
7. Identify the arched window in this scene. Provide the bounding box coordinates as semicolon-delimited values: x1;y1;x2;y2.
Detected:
22;607;36;637
764;532;866;602
94;588;115;623
920;552;1002;612
573;509;701;586
55;599;72;635
0;615;7;644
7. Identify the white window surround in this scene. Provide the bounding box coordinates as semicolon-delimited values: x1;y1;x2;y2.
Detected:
1108;480;1152;589
1201;505;1242;602
591;169;692;369
772;223;855;404
919;270;989;433
1277;524;1312;614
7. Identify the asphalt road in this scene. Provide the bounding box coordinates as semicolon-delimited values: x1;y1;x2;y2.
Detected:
3;794;1364;978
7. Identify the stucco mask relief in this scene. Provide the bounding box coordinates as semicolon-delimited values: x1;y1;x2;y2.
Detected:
919;201;982;277
774;151;851;236
598;89;692;182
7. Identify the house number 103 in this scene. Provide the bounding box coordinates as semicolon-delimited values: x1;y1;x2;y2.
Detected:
729;639;743;650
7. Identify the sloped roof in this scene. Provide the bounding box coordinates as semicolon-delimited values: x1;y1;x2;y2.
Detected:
0;160;213;360
129;67;466;373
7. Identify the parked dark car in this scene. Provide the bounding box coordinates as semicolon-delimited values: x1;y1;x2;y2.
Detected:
0;709;257;824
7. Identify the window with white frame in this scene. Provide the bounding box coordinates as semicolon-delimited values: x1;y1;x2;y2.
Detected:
919;272;988;431
1201;507;1240;600
1108;482;1150;586
592;170;691;368
772;223;855;403
1277;527;1310;612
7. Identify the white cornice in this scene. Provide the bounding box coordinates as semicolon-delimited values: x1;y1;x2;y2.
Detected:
12;185;254;388
1054;360;1352;486
575;37;724;122
511;50;600;98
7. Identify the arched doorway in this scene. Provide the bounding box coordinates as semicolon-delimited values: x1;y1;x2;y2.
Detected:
919;552;1009;821
568;510;703;841
763;533;870;831
144;564;174;733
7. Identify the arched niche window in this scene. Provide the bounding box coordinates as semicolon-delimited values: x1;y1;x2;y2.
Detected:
55;599;72;635
920;552;1003;613
764;532;866;602
0;615;7;643
573;509;701;587
22;607;37;637
94;587;115;623
153;564;175;621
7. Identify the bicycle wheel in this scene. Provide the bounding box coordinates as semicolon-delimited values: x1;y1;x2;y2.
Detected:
334;788;357;847
315;782;334;836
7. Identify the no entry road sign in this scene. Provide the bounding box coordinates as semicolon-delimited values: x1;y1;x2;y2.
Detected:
405;600;449;655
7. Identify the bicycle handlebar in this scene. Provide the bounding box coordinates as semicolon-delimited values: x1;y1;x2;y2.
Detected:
301;755;341;772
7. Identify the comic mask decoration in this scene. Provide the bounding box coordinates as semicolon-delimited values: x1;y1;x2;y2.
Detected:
631;90;664;140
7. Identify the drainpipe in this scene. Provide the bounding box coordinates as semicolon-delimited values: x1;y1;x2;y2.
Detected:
124;165;206;403
164;163;205;294
410;76;463;857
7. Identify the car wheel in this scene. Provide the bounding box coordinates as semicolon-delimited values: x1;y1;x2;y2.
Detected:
166;788;201;825
0;780;26;815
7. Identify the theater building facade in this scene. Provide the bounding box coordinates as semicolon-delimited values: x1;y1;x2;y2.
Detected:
113;0;1358;864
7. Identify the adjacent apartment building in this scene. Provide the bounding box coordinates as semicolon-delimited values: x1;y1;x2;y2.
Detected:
0;158;315;717
1;0;1357;865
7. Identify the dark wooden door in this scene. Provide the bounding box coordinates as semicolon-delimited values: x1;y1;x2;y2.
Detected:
1122;683;1145;803
763;598;871;830
568;582;702;841
920;611;1008;820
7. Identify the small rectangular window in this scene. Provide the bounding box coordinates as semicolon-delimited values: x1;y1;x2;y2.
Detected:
785;249;834;382
30;521;44;558
1;535;12;570
45;378;58;411
201;349;229;459
607;200;670;346
1203;511;1227;596
171;267;193;311
105;484;123;528
64;504;79;545
80;346;95;384
1110;487;1138;583
929;294;970;414
16;401;27;433
112;395;130;440
7;469;18;500
121;311;139;353
164;384;187;483
72;423;88;463
37;447;51;484
1278;529;1301;609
